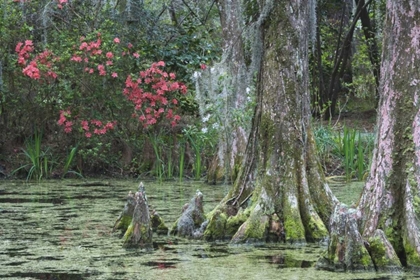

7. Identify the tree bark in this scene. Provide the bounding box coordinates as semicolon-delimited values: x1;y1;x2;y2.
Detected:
200;0;257;184
319;0;420;271
203;0;336;243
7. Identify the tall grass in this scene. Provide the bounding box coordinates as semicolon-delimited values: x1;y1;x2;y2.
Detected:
314;125;374;181
184;126;206;180
62;146;83;178
342;127;356;181
178;137;186;182
148;132;164;181
13;131;53;181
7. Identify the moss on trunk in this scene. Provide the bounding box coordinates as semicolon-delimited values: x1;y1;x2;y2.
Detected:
203;0;334;244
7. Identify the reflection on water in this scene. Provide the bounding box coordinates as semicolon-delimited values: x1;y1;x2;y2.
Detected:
0;180;412;279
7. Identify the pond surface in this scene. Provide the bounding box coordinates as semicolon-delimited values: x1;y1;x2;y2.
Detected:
0;180;416;279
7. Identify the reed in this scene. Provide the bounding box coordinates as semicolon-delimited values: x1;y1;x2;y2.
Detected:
13;131;53;181
62;146;83;178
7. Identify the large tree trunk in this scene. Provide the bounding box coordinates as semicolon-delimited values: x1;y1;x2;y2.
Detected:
203;0;336;243
318;0;420;271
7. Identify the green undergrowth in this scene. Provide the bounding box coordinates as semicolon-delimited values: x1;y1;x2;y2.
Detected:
314;124;374;182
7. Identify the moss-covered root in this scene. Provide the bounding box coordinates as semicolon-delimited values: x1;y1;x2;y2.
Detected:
122;191;153;248
202;205;248;241
366;229;402;272
230;204;270;243
150;209;168;235
317;203;375;272
203;209;228;241
113;191;136;233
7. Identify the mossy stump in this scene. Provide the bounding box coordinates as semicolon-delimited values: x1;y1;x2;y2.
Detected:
113;182;167;248
170;190;207;238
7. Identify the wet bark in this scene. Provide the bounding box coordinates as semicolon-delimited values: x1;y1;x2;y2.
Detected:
319;0;420;272
203;0;336;243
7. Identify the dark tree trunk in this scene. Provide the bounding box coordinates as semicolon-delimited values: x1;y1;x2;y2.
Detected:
203;0;336;243
319;0;420;271
355;0;380;104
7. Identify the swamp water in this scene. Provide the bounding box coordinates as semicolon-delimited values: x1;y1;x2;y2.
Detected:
0;180;416;280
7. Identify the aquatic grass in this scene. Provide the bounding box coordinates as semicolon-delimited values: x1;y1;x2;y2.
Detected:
342;126;356;181
314;125;339;163
178;137;186;182
356;132;364;181
183;126;207;180
12;131;54;181
165;136;175;179
148;132;164;181
356;132;374;181
314;125;374;181
62;146;83;179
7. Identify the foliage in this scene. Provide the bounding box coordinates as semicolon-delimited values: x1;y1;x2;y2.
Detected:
183;125;216;180
0;0;380;181
0;0;222;179
310;0;381;117
314;125;374;181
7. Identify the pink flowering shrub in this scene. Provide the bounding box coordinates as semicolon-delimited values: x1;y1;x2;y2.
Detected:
15;40;58;80
123;61;187;128
16;33;187;139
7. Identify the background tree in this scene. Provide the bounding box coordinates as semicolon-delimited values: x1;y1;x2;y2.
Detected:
203;0;336;243
194;0;263;184
312;0;380;119
318;0;420;271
